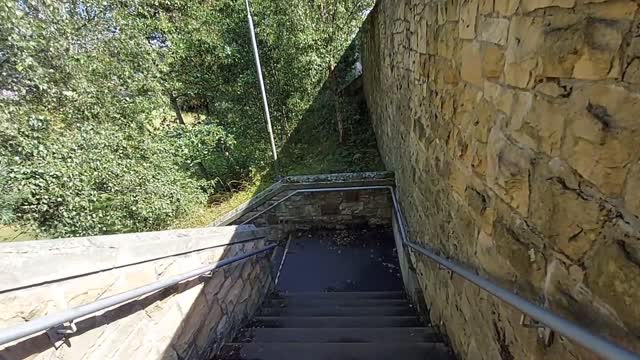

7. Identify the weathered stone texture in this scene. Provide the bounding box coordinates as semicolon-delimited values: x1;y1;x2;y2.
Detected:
362;0;640;358
0;227;273;360
232;189;393;240
478;17;509;46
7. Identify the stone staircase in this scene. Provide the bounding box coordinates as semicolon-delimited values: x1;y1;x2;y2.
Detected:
216;291;453;360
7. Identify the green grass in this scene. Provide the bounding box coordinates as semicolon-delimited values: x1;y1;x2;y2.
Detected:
174;91;385;228
0;225;40;242
278;101;384;176
171;174;273;229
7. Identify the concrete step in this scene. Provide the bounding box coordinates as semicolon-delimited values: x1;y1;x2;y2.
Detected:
252;316;422;328
274;291;406;300
235;327;441;343
264;298;410;307
258;305;415;317
218;342;453;360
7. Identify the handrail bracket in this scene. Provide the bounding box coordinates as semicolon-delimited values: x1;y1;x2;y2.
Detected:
437;263;454;280
520;309;555;347
47;321;77;349
200;271;215;279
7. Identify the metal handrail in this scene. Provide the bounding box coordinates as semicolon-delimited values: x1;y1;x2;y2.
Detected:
2;183;637;358
237;184;639;359
0;235;267;294
0;243;276;347
389;188;639;360
404;241;639;360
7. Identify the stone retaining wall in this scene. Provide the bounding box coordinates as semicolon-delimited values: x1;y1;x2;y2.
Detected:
230;189;393;240
362;1;640;359
213;173;396;241
0;226;273;360
212;172;395;227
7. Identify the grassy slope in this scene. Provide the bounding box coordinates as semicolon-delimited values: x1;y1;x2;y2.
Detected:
0;225;40;242
170;177;269;229
173;88;385;229
1;114;383;239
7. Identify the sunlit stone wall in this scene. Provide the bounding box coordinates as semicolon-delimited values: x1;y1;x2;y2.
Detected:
361;1;640;358
0;226;273;360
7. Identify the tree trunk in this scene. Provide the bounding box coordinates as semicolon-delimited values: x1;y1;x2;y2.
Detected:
281;105;290;141
168;93;186;125
328;64;345;144
336;98;344;144
169;92;211;180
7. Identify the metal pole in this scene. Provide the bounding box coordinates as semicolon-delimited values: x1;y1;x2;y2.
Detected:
243;0;279;175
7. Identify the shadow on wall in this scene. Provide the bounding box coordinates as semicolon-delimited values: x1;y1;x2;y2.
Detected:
0;226;274;360
156;238;273;360
270;34;385;178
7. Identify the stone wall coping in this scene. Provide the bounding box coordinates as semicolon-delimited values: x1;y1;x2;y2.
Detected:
283;171;394;184
0;226;267;292
211;171;395;226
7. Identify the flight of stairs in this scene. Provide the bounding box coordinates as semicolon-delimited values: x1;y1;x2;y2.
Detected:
217;291;453;360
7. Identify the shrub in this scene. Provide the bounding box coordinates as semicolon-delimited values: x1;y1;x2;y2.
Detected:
3;121;206;237
0;159;21;225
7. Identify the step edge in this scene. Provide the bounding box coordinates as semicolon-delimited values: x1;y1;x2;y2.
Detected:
275;291;406;295
256;313;417;317
224;342;449;346
247;327;438;331
261;305;415;310
266;298;409;300
254;316;420;319
237;343;444;346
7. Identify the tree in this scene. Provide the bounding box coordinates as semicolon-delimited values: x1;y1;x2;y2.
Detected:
304;0;374;143
0;0;375;238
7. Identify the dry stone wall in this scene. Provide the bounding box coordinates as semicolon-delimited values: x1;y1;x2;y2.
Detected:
0;226;273;360
232;188;393;241
213;173;396;241
362;0;640;359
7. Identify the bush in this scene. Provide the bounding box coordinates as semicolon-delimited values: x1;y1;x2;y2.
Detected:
0;159;21;225
165;123;251;191
3;121;207;237
0;0;377;239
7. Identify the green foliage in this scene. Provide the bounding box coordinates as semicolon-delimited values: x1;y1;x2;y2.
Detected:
165;122;251;191
0;0;377;239
2;121;206;237
0;158;21;225
279;34;384;176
